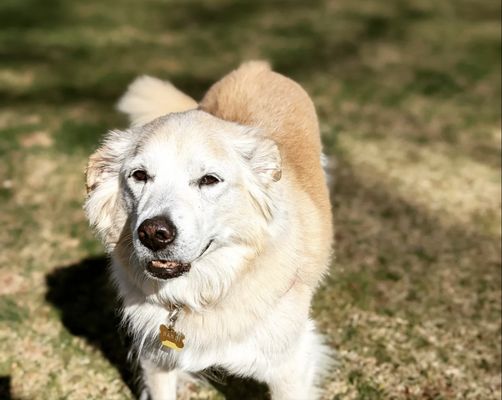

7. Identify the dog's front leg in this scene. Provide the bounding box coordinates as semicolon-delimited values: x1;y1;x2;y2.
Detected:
265;327;326;400
140;359;178;400
267;362;318;400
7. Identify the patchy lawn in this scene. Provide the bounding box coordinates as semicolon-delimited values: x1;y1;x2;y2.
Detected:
0;0;500;399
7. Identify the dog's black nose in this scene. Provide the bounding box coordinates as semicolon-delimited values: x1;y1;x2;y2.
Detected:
137;216;176;251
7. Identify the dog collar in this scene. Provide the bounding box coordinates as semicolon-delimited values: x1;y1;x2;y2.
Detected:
159;306;185;351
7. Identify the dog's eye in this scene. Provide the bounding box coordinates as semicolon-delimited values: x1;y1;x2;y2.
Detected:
132;170;148;182
199;174;221;186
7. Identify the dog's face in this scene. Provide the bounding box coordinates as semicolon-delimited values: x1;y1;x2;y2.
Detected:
85;110;281;304
121;111;280;278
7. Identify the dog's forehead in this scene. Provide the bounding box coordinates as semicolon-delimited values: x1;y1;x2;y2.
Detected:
136;110;233;159
134;110;238;166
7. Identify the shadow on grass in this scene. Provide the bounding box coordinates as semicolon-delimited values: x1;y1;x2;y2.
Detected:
209;373;268;400
0;0;70;30
0;376;12;400
0;0;437;107
45;257;269;399
317;155;501;322
45;257;138;395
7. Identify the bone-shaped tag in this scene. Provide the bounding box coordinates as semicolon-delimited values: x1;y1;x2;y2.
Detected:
159;324;185;350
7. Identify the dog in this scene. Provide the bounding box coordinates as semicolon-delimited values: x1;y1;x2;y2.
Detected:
85;61;333;400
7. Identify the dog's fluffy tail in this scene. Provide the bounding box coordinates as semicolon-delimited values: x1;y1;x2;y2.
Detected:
117;75;197;126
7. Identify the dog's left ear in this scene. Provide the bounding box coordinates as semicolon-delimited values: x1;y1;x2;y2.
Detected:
85;129;133;250
234;127;282;184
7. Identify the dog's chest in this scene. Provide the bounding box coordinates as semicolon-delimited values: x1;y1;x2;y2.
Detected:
126;302;274;375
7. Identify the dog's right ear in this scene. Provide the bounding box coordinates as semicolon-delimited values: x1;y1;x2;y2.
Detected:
232;126;282;184
85;129;133;250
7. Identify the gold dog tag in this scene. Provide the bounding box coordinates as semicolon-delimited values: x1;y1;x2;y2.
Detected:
159;324;185;350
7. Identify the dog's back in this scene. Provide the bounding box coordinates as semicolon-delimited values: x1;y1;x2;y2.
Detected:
200;62;331;219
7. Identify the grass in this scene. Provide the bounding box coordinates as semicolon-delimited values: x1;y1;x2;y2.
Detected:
0;0;500;399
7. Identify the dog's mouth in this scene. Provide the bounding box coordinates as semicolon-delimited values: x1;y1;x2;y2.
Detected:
146;240;213;280
146;260;191;280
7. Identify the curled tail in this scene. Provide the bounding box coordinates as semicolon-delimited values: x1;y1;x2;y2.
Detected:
117;75;197;126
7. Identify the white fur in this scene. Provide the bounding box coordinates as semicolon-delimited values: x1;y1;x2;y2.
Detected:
86;76;332;399
117;75;198;127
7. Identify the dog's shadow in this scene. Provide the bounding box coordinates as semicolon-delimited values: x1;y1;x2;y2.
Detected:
45;257;268;399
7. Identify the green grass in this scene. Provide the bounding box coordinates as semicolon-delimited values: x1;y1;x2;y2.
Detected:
0;0;500;399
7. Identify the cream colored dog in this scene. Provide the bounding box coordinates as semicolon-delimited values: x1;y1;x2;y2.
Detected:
85;62;333;400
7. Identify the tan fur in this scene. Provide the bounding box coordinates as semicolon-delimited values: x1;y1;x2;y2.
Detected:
200;61;331;218
188;62;332;327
